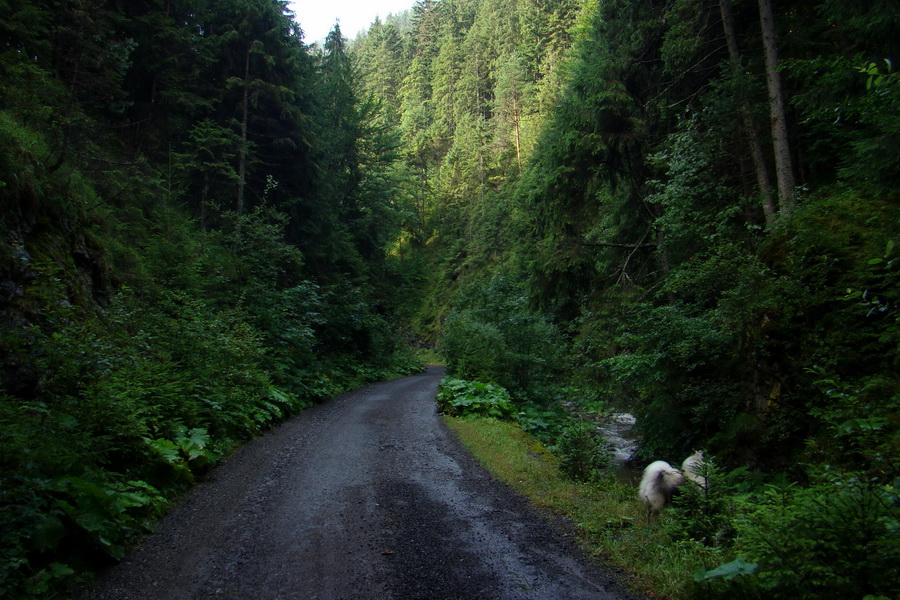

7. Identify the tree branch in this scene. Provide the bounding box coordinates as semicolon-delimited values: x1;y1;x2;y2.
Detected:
578;240;657;249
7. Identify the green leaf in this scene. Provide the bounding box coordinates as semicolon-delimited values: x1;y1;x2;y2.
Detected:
145;437;180;464
48;563;74;578
31;516;67;551
185;427;210;449
694;557;758;582
74;511;111;536
836;417;888;435
114;490;152;510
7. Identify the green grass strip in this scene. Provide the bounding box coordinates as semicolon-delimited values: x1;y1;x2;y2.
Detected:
443;416;718;599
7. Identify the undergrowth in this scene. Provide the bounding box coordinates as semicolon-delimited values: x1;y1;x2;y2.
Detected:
436;377;515;419
443;415;700;598
444;416;900;600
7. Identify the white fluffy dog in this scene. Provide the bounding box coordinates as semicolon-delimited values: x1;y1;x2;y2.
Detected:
638;460;686;521
681;450;707;489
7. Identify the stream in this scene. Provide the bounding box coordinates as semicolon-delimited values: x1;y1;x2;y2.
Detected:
597;411;642;485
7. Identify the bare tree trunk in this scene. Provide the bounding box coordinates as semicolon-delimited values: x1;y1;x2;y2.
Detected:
720;0;777;224
236;48;250;217
512;95;522;172
758;0;796;213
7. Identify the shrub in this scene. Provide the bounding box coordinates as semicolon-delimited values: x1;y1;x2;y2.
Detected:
665;457;742;547
436;378;515;419
516;402;570;443
440;277;566;400
728;473;900;599
554;420;610;482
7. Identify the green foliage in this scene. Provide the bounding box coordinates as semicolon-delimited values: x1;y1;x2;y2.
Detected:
844;239;900;359
665;458;742;547
731;474;900;599
0;1;422;596
553;419;610;482
515;401;570;442
441;277;566;400
585;292;744;460
3;0;898;597
646;119;745;261
694;557;758;584
145;427;215;471
806;369;899;478
354;1;900;598
0;469;167;598
436;377;515;419
350;0;589;350
788;52;900;191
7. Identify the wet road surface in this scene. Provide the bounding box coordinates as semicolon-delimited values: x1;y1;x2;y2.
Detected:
75;366;636;600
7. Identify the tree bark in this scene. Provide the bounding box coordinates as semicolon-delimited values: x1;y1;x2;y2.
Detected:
236;48;250;217
757;0;796;213
512;94;522;172
719;0;777;224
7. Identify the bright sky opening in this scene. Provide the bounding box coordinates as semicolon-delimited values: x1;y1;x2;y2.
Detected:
289;0;415;44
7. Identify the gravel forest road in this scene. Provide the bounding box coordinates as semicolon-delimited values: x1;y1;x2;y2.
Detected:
75;366;636;600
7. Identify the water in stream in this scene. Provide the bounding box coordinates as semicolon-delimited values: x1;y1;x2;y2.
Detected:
597;411;642;485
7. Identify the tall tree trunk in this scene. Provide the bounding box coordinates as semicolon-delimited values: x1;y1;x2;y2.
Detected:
512;95;522;172
720;0;776;224
236;48;250;217
758;0;796;213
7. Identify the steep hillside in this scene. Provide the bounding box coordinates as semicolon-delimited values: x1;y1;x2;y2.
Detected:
0;2;419;596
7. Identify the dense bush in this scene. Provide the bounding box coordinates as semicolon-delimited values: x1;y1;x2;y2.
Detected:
665;457;743;547
515;401;571;443
553;420;610;482
436;377;515;419
0;148;419;598
729;473;899;599
440;277;566;400
677;462;900;600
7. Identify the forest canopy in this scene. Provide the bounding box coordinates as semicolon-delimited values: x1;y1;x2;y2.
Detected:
352;0;898;474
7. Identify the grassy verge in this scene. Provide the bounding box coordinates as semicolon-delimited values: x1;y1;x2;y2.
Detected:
443;416;719;599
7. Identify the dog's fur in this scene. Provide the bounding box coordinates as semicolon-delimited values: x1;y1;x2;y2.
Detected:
638;460;686;520
681;450;707;489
